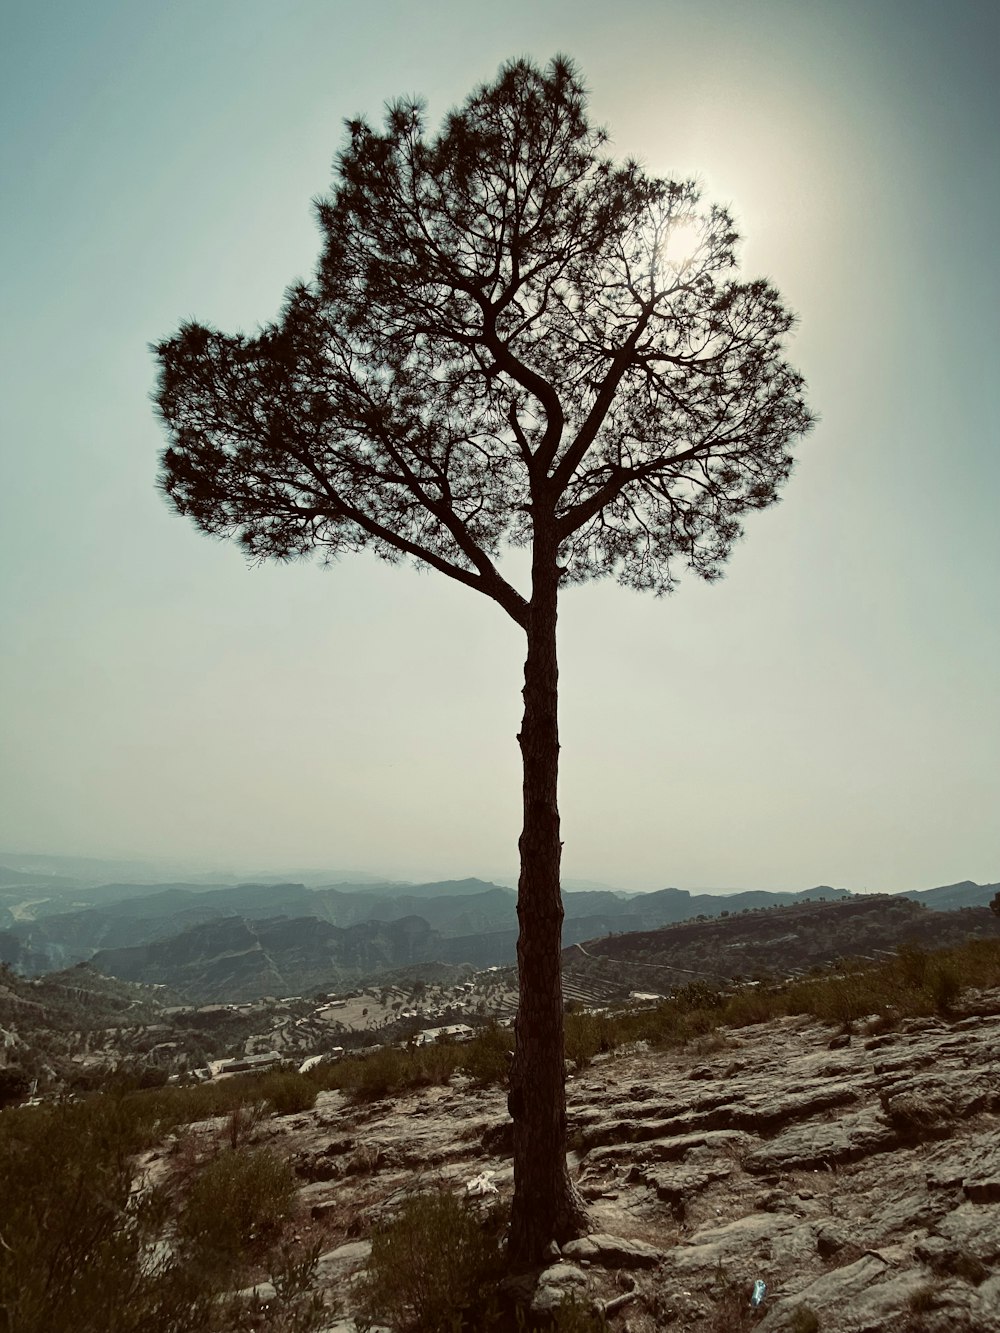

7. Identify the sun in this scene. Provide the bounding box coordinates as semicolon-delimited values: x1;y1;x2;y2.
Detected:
665;219;703;270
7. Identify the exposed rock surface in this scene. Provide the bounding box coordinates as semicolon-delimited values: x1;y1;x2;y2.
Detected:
244;990;1000;1330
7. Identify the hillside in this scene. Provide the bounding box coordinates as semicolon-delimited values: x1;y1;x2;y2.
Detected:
562;896;1000;1000
89;913;451;1003
5;951;999;1331
284;985;1000;1330
3;871;995;979
0;961;178;1091
75;895;1000;1006
3;871;997;1003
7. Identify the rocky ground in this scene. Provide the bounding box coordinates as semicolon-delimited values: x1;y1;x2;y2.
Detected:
162;991;1000;1331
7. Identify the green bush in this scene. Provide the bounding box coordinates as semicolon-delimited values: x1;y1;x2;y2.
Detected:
928;962;961;1014
259;1071;318;1116
311;1042;465;1102
674;980;728;1011
548;1295;611;1330
0;1089;321;1333
564;1012;611;1070
354;1046;419;1100
461;1023;514;1086
355;1190;506;1332
0;1067;30;1109
419;1039;465;1087
0;1099;218;1333
897;943;929;988
721;988;774;1027
224;1099;269;1148
177;1146;297;1270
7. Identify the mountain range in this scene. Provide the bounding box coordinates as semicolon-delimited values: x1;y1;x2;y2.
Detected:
1;864;995;1001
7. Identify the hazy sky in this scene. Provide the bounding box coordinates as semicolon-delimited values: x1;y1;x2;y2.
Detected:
2;1;997;892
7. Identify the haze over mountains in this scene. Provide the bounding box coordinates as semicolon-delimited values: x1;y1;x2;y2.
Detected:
1;853;996;1003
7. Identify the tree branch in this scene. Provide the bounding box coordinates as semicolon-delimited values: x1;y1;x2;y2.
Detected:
555;439;709;540
293;440;529;628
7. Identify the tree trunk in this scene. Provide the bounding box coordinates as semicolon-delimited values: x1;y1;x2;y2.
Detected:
507;532;589;1264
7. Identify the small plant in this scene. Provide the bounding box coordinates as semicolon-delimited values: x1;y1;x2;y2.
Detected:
928;961;961;1014
548;1294;611;1330
226;1099;268;1148
354;1189;506;1332
346;1142;389;1175
260;1071;319;1116
906;1280;942;1314
270;1237;322;1302
461;1022;514;1086
923;1247;989;1285
420;1038;463;1086
705;1262;763;1333
686;1030;732;1056
897;943;929;988
177;1146;297;1271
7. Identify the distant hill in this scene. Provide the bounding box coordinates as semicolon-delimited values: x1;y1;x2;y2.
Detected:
894;880;1000;911
1;880;517;972
3;877;857;976
561;895;1000;999
376;877;508;899
85;894;1000;1005
0;961;169;1035
4;872;997;1001
90;914;447;1003
0;865;83;890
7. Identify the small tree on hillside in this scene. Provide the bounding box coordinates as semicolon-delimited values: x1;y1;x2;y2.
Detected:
154;56;813;1262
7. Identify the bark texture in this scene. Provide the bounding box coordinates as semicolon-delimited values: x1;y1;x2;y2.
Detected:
507;536;589;1263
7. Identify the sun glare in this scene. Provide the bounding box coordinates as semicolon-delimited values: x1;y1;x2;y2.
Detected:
664;219;703;269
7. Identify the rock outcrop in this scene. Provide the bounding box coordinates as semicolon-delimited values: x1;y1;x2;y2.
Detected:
242;989;1000;1330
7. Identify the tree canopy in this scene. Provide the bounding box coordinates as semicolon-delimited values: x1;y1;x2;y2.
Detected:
157;56;813;622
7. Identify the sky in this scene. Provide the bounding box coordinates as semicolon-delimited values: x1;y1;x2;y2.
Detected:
1;0;997;893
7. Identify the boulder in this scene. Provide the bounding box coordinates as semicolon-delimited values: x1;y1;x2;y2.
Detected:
530;1261;589;1313
562;1233;662;1268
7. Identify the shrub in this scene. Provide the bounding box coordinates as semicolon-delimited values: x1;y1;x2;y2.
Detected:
419;1038;464;1086
897;943;929;988
906;1281;942;1314
225;1099;269;1149
928;962;961;1014
548;1295;611;1330
0;1099;218;1333
355;1046;418;1100
312;1041;467;1102
461;1023;514;1086
177;1146;297;1271
706;1265;757;1333
564;1012;612;1070
674;980;728;1011
722;988;774;1027
0;1087;320;1332
269;1237;323;1301
354;1190;506;1332
259;1071;318;1116
0;1067;30;1109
